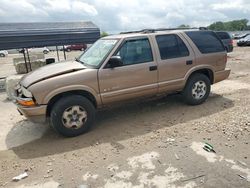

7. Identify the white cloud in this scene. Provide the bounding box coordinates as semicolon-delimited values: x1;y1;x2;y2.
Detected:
45;0;71;12
72;1;98;16
211;0;250;12
0;0;249;32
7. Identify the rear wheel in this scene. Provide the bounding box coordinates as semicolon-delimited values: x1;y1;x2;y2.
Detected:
80;48;84;51
0;53;5;57
182;73;211;105
43;50;49;54
50;95;95;137
67;48;71;52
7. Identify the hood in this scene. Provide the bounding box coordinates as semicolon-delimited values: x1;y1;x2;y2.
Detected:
20;61;86;88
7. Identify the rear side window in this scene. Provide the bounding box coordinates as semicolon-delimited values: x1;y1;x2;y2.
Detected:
185;31;225;54
216;32;231;40
156;34;189;60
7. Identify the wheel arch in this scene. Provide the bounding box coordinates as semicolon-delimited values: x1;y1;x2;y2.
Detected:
185;66;214;85
46;90;98;117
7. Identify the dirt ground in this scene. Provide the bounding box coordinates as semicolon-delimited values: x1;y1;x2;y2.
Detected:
0;46;250;188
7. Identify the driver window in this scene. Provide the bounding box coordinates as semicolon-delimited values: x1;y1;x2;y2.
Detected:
115;38;153;65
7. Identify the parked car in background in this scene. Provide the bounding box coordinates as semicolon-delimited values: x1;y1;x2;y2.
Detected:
18;47;50;54
234;33;250;39
237;35;250;46
64;44;87;52
14;29;230;137
216;31;233;52
0;50;8;57
47;46;64;51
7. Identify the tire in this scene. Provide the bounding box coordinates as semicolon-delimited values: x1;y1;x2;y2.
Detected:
50;95;96;137
182;73;211;105
67;48;71;52
43;50;49;54
0;53;5;57
80;48;84;51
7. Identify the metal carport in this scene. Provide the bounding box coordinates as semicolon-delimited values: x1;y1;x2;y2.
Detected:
0;21;100;73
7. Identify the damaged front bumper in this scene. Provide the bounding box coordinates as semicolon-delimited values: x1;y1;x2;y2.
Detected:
16;102;47;123
14;87;47;123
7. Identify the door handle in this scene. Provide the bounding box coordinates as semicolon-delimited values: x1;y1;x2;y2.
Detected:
186;60;193;65
149;65;157;71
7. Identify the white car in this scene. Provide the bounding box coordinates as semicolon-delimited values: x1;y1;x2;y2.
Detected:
0;50;8;57
18;47;50;54
47;46;64;51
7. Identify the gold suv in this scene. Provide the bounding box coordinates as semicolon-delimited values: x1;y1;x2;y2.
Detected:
14;29;230;137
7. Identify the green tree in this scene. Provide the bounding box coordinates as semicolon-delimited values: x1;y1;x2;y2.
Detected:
208;21;225;31
178;24;190;28
208;19;249;31
246;25;250;30
101;31;109;37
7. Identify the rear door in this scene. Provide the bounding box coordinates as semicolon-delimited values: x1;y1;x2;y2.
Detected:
154;34;195;93
98;37;158;104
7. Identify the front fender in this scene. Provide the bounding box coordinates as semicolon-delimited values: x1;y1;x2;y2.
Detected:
43;85;102;106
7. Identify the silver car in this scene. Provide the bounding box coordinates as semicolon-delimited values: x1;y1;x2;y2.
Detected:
0;50;8;57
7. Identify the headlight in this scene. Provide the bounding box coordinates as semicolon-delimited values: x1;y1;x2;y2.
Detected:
21;86;33;98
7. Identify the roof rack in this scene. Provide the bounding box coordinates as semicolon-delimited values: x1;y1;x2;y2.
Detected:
120;27;208;34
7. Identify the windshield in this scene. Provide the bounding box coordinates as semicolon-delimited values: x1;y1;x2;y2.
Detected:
79;39;118;67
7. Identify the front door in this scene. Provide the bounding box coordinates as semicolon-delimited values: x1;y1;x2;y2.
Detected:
98;37;158;105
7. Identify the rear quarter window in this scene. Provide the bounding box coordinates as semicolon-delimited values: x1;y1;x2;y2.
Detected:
185;31;225;54
216;32;231;40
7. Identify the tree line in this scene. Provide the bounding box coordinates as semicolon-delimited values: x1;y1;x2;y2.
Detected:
208;19;249;31
178;19;250;31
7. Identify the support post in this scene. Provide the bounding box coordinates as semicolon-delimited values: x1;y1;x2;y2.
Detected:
26;49;32;71
56;46;60;62
22;48;29;73
63;46;66;60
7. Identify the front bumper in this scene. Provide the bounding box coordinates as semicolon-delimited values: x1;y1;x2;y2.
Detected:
214;69;231;84
17;104;47;123
14;84;47;123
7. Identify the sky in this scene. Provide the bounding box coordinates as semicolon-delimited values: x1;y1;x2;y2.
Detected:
0;0;249;33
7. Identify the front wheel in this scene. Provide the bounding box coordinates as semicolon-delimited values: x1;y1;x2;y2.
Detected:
182;73;211;105
50;95;95;137
0;53;5;57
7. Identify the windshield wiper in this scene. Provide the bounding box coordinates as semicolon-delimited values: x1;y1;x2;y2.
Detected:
75;57;84;64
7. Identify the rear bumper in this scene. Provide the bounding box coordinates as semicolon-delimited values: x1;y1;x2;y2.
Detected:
214;69;231;84
17;104;47;123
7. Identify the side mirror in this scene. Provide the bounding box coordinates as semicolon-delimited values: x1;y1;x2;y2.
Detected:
108;56;123;68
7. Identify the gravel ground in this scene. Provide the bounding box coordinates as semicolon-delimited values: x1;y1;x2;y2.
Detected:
0;46;249;188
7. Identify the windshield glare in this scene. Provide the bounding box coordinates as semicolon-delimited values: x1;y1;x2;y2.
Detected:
79;39;118;67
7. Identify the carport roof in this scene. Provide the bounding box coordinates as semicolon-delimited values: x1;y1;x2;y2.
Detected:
0;21;100;50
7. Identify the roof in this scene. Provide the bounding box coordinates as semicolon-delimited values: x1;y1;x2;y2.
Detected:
104;28;207;39
0;21;100;50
